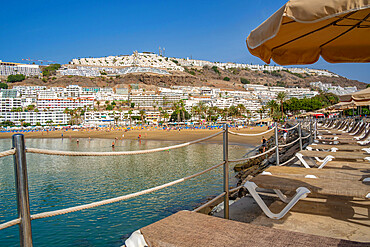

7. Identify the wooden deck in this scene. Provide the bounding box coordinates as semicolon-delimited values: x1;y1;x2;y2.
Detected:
300;150;369;160
309;144;370;151
265;166;369;181
138;211;367;247
251;174;369;198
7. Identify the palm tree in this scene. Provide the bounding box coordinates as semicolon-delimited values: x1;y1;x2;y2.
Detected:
257;106;265;120
171;102;180;124
128;109;133;126
158;107;163;123
237;104;246;118
96;101;100;110
139;109;146;125
277;92;287;119
266;100;278;118
163;112;169;123
228;106;239;124
179;100;186;122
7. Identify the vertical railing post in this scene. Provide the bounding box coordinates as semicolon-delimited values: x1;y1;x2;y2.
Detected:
223;124;229;219
309;118;313;144
12;134;33;247
314;119;317;140
298;122;303;151
274;123;279;166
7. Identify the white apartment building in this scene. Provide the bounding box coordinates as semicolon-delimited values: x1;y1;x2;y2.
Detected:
0;61;40;77
0;98;22;112
65;85;82;98
37;98;94;111
130;94;186;108
0;112;70;126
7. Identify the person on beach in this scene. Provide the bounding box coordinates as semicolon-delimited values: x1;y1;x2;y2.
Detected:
261;136;267;153
61;132;63;138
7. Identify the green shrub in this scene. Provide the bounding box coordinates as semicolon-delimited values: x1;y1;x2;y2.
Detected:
0;82;8;89
223;77;230;81
211;66;220;74
240;78;250;84
42;64;61;77
7;74;25;82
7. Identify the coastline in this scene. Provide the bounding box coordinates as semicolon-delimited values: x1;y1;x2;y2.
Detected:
0;126;272;146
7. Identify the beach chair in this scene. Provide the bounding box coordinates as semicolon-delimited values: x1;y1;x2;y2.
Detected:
125;210;368;247
295;153;334;169
243;172;370;220
299;150;370;162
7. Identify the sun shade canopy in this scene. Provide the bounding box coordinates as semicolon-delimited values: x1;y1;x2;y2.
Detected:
246;0;370;65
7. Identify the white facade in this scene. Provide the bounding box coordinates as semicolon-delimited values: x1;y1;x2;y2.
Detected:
0;98;22;112
37;98;94;111
0;112;70;125
0;63;40;77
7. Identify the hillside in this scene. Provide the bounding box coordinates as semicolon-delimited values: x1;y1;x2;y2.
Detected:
9;66;367;91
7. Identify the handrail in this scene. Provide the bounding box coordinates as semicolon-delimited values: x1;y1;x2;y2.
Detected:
193;192;226;212
277;123;299;131
0;149;15;158
0;120;315;244
26;131;224;156
278;138;300;148
228;127;275;137
0;161;225;230
279;156;297;166
228;146;276;163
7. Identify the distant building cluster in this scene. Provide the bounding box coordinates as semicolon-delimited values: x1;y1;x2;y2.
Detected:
59;66;171;77
70;52;184;71
0;60;41;78
0;83;320;126
310;81;357;95
66;52;339;77
175;58;339;77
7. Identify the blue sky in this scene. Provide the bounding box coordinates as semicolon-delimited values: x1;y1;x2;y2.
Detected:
1;0;369;83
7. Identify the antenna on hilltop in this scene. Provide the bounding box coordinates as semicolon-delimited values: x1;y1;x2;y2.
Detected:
159;46;162;56
163;47;165;57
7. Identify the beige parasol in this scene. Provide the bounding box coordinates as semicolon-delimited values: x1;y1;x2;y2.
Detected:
247;0;370;65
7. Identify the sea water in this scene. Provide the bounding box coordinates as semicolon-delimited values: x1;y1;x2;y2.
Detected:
0;138;251;246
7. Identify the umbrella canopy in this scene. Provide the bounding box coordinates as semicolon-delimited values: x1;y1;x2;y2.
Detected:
247;0;370;65
339;87;370;103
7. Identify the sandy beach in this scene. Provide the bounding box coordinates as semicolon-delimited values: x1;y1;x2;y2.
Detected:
0;126;272;146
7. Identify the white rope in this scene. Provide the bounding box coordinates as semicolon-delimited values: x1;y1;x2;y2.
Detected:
277;123;299;131
229;127;275;137
0;149;15;158
278;138;300;148
26;131;223;156
228;146;277;163
0;218;20;231
279;156;297;166
193;192;226;212
301;134;311;140
27;161;225;221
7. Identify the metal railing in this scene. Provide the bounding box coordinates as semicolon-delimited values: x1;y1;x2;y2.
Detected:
0;121;315;246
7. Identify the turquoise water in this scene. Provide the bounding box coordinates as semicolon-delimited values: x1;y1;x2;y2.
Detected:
0;137;251;246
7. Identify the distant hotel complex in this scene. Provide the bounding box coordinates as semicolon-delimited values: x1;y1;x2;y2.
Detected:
0;51;359;127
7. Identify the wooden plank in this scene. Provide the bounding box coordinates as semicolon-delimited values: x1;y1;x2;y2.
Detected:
251;175;369;198
139;211;366;247
324;161;370;169
300;150;369;160
309;144;370;151
265;166;368;181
